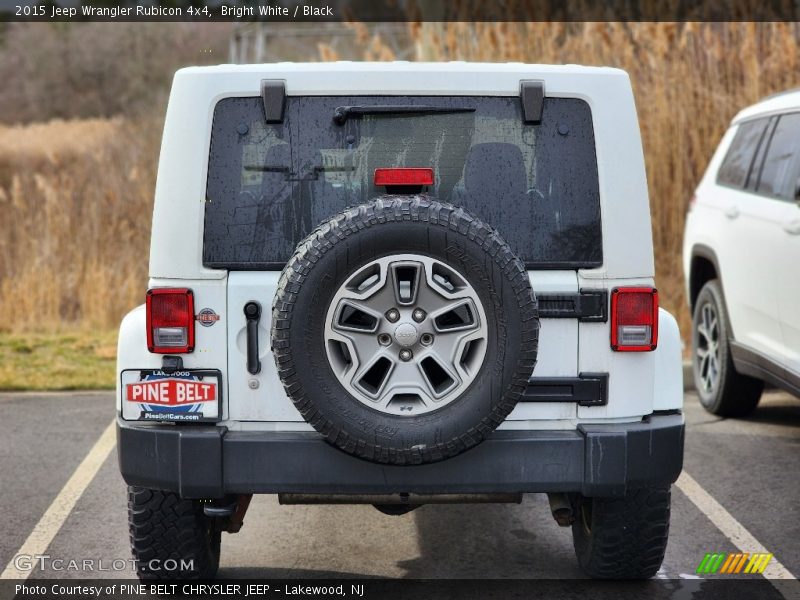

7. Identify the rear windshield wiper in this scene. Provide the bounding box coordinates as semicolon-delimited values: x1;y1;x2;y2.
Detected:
333;105;475;125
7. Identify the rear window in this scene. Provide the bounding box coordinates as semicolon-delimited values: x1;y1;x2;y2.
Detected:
203;95;602;269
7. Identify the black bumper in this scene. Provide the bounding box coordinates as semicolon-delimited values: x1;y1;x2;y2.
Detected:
117;413;684;499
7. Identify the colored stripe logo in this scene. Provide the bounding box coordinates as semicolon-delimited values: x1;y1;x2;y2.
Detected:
696;552;773;574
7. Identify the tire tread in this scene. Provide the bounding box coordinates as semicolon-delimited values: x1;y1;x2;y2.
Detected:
572;485;671;579
128;486;220;580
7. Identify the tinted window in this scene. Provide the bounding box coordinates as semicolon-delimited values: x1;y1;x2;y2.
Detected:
756;112;800;199
204;96;602;269
717;118;768;188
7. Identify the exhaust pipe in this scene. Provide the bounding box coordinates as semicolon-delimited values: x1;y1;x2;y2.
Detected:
547;493;575;527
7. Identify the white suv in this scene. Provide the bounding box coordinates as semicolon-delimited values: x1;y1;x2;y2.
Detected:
116;62;684;580
684;90;800;417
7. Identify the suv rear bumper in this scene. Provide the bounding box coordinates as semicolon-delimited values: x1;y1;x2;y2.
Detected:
117;413;684;499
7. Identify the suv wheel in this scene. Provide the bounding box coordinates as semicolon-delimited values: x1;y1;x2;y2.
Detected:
692;280;763;416
271;196;539;465
571;486;671;579
128;486;221;580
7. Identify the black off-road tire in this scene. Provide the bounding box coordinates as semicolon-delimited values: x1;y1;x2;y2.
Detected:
692;280;763;417
571;485;671;579
271;196;539;465
128;486;221;580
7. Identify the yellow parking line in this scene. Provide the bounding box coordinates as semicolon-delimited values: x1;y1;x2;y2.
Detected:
0;420;116;580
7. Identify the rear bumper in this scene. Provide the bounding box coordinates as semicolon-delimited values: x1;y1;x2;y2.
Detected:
117;413;684;499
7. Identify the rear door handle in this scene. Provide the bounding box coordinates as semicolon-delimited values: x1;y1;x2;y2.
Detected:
244;301;262;375
724;205;740;219
784;220;800;235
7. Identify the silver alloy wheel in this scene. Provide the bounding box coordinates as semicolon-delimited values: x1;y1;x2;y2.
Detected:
696;302;720;393
324;254;488;416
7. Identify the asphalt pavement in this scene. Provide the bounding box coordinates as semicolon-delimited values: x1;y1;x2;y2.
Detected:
0;389;798;598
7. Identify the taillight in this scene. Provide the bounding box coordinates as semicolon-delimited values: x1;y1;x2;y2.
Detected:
374;167;434;187
146;288;195;353
610;287;658;352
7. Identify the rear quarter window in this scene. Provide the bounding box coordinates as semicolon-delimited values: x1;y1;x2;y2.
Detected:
717;118;769;189
755;112;800;200
203;95;602;270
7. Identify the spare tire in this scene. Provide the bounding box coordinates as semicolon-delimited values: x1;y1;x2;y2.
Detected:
271;196;538;465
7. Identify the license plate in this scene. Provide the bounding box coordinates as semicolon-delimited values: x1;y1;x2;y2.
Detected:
121;369;221;422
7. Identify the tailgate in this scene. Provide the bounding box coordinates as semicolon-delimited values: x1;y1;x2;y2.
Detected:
226;270;582;423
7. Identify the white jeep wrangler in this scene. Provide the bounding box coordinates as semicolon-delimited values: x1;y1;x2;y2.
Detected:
116;62;684;580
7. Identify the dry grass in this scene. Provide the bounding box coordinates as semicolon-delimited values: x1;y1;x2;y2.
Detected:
0;117;159;333
0;23;798;348
0;119;121;158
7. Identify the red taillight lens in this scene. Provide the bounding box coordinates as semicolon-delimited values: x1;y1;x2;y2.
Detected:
374;167;434;187
146;288;194;354
610;287;658;352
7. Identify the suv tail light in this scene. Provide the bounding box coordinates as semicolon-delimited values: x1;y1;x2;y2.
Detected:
610;287;658;352
146;288;194;353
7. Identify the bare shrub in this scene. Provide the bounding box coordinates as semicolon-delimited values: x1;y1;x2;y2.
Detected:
0;23;231;123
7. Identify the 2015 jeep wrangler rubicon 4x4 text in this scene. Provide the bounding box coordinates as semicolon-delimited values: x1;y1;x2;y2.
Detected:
117;62;684;580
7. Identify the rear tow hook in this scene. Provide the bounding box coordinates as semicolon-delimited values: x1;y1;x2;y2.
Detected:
203;494;253;533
